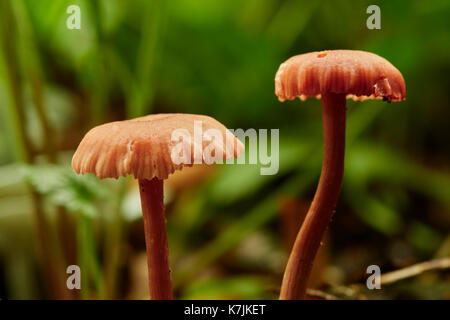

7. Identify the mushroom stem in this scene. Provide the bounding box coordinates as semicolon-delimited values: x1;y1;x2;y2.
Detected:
280;93;346;300
139;178;173;300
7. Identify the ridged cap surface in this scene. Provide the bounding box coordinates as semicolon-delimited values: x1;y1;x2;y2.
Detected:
72;114;244;180
275;50;405;102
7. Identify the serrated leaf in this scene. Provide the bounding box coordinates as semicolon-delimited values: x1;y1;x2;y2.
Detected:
22;164;109;217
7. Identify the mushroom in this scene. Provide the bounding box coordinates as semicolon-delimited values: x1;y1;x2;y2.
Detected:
72;113;244;299
275;50;405;299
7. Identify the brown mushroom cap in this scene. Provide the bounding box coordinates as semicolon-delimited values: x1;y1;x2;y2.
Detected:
275;50;405;102
72;114;244;180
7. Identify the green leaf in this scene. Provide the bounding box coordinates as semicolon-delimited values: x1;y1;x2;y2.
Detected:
22;164;109;217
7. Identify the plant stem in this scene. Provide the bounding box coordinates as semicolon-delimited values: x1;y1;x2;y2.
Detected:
13;3;76;298
13;0;57;161
280;93;346;300
76;213;103;299
30;189;71;299
103;179;127;299
139;178;173;300
1;0;69;299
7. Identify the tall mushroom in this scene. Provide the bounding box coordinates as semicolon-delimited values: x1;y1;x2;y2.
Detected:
275;50;405;299
72;114;244;299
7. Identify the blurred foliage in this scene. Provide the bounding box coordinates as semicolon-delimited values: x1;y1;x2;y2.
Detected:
0;0;449;299
23;164;109;218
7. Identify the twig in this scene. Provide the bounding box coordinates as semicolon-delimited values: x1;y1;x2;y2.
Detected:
330;284;368;300
380;258;450;285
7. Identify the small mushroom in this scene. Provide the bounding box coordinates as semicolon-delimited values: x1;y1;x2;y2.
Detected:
275;50;405;299
72;114;244;299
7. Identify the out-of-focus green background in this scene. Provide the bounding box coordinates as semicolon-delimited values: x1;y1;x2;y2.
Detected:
0;0;449;299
